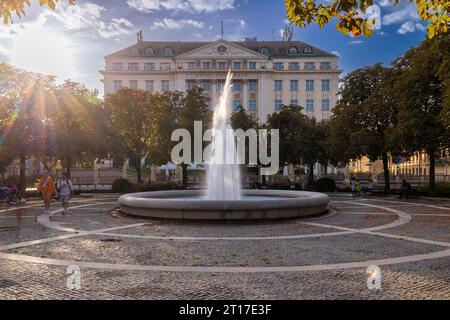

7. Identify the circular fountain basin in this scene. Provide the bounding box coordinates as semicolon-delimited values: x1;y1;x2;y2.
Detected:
118;190;330;220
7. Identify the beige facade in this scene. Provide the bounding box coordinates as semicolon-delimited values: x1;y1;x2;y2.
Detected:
101;39;341;124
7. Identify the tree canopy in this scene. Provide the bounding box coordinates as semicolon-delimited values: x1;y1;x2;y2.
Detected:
1;0;74;24
285;0;449;39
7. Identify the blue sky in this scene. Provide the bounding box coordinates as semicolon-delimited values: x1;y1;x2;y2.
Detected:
0;0;428;95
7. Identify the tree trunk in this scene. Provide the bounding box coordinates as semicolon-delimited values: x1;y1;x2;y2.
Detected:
19;155;26;195
429;152;436;196
309;163;314;180
181;163;188;187
382;152;390;195
65;158;72;179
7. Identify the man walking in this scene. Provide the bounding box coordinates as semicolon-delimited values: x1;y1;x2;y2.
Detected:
38;170;56;214
57;172;73;215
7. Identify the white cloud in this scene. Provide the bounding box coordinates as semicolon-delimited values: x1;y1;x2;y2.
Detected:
127;0;235;13
331;50;341;58
238;19;246;28
349;40;363;44
377;0;391;7
150;18;205;30
0;43;10;59
397;21;426;34
382;5;419;25
45;2;135;38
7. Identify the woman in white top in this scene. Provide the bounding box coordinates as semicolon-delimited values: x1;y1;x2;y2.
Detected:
57;172;73;215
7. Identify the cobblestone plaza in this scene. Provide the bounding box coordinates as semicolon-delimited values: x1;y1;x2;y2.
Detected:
0;194;449;300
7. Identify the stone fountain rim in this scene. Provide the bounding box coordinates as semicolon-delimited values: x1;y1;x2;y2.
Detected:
118;189;330;211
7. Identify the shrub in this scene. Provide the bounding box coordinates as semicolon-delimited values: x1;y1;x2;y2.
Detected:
315;178;336;192
417;182;450;196
144;182;185;191
112;178;135;193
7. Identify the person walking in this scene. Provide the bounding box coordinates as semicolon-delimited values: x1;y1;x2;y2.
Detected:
355;179;362;197
38;170;56;214
351;177;356;197
399;179;411;199
57;172;73;215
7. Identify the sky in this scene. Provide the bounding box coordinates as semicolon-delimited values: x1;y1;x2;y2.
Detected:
0;0;429;96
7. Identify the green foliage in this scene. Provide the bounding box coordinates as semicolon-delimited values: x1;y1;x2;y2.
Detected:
285;0;449;39
230;106;257;131
111;178;134;193
315;177;337;192
417;182;450;195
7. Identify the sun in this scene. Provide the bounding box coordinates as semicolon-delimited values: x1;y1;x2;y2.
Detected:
10;25;76;82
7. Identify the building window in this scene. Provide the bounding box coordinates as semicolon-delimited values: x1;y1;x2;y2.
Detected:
260;47;270;56
321;79;330;92
233;81;242;92
128;63;139;71
233;62;241;70
248;80;257;92
289;63;298;71
248;62;257;70
164;47;173;56
145;47;154;56
130;47;139;56
217;80;225;91
274;63;283;71
160;63;171;71
303;46;313;54
290;99;298;106
202;80;211;92
217;45;227;54
290;80;298;92
306;79;314;91
306;99;314;112
321;99;330;111
233;99;241;110
203;62;210;70
145;80;153;92
320;62;331;70
274;100;283;111
274;80;283;92
144;63;155;71
218;62;226;70
187;62;196;70
161;80;170;92
289;46;299;55
249;99;257;111
305;62;315;70
186;80;195;91
113;80;122;91
129;80;138;89
112;62;123;71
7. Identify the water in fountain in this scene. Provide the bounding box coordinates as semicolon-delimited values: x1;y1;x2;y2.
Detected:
206;71;241;200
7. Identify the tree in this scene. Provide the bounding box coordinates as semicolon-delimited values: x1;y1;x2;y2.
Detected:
1;0;74;24
47;80;106;178
104;88;158;184
267;105;326;179
329;64;398;193
393;35;450;195
285;0;449;39
230;106;257;131
0;64;55;193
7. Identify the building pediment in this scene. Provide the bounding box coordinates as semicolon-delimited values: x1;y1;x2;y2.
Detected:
176;40;267;60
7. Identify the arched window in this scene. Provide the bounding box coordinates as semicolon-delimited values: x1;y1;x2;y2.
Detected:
303;46;313;54
164;47;173;56
288;46;298;55
145;47;154;56
260;47;270;56
130;47;139;56
217;45;227;54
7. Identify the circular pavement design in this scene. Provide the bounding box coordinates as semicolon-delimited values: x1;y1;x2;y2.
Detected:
1;197;450;273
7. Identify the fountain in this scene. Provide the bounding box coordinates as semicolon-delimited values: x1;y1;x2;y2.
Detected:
118;71;329;220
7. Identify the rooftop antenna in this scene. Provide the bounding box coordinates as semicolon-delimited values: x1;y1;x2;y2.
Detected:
137;30;143;43
221;21;224;39
272;28;275;41
282;25;294;41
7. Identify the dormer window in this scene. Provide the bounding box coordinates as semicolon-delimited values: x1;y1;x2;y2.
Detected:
130;47;139;56
260;47;270;56
217;45;227;54
164;47;173;56
288;46;298;55
145;47;154;56
303;46;313;54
